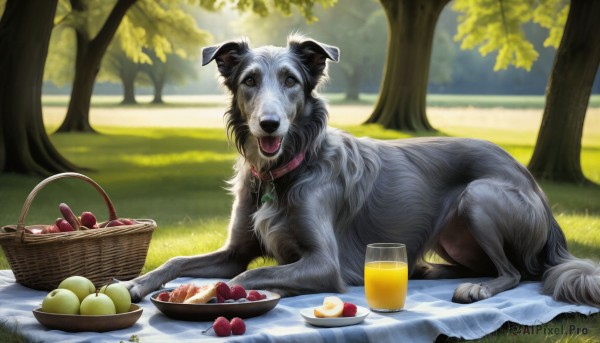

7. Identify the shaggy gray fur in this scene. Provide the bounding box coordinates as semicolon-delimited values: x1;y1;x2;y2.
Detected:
124;36;600;308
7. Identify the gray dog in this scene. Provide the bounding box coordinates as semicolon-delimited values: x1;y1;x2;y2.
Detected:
125;36;599;307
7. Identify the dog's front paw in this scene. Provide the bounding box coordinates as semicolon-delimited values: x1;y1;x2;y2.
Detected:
120;280;148;303
452;282;491;303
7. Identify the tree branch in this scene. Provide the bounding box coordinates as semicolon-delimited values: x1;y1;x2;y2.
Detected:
91;0;137;52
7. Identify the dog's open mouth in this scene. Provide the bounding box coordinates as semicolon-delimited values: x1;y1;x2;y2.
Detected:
257;136;283;157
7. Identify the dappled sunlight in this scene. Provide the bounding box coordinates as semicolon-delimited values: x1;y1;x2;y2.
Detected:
59;145;91;153
337;124;416;140
142;219;230;272
96;126;229;141
124;150;237;167
558;213;600;260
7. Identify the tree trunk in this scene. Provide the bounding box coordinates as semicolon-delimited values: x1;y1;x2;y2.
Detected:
0;0;78;175
56;0;137;133
149;64;166;104
120;58;138;105
345;68;362;101
121;76;137;104
151;86;164;104
366;0;449;131
527;0;600;184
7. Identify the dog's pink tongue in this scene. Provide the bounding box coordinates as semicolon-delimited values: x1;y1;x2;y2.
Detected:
259;137;282;154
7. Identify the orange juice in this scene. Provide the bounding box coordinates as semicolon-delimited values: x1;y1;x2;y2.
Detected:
364;261;408;311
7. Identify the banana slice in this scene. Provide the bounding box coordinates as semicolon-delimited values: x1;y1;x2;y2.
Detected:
313;296;344;318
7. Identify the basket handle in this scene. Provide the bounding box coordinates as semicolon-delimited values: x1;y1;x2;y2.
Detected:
16;173;119;235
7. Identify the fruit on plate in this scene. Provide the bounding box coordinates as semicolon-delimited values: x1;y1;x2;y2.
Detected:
314;296;344;318
159;282;268;304
166;283;216;304
80;292;116;315
99;282;132;313
230;285;247;300
184;284;217;304
58;276;95;302
41;289;80;315
157;291;170;302
342;302;358;317
215;281;231;301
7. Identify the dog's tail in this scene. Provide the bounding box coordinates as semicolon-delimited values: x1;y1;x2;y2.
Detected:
540;216;600;307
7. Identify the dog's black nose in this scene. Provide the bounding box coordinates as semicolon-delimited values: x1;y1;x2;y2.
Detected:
260;116;280;134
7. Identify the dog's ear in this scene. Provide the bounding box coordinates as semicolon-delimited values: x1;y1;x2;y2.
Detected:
202;40;250;78
288;37;340;80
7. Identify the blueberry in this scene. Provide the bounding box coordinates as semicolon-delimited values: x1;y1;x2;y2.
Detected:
225;299;235;303
207;297;217;304
236;298;248;303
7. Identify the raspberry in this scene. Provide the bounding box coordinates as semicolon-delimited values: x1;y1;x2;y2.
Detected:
230;285;247;300
157;291;170;302
230;317;246;335
342;302;357;317
215;282;231;300
247;290;261;301
260;293;267;300
212;316;231;337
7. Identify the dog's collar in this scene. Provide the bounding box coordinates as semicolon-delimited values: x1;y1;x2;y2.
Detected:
250;153;305;181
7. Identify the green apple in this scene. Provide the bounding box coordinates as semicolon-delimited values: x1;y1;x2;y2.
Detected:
58;276;95;302
41;289;80;314
80;293;116;315
99;283;131;313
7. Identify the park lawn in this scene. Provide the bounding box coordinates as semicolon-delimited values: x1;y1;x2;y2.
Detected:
0;117;599;341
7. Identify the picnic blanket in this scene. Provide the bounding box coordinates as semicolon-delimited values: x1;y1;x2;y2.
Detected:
0;270;597;342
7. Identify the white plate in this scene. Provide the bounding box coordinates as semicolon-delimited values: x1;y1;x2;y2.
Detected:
300;306;370;327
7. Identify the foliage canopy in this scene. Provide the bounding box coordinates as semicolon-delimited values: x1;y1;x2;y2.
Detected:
453;0;569;71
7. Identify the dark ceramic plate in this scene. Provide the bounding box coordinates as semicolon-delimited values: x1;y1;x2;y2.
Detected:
32;304;142;332
150;288;280;321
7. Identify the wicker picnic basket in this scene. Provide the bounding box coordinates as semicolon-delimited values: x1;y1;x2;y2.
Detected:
0;172;156;290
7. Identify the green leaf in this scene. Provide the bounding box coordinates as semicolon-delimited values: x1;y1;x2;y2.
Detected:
453;0;566;71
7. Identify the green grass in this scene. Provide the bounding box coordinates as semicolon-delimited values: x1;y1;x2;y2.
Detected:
1;103;599;342
41;94;600;109
326;93;600;109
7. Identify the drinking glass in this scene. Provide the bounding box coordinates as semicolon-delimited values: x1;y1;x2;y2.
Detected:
364;243;408;312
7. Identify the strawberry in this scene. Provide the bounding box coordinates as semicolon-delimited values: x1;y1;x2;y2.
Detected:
230;317;246;335
157;291;170;302
246;290;261;301
215;282;231;300
230;285;247;300
212;316;231;337
342;302;357;317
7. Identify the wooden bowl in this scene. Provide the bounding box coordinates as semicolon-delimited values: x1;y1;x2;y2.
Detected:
32;304;142;332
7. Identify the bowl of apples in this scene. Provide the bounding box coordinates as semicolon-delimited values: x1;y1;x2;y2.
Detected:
33;276;143;332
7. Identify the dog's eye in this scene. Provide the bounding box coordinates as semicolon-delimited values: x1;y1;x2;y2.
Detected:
284;76;297;88
243;77;256;87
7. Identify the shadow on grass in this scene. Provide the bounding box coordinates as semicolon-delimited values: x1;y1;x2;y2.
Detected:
568;241;600;261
